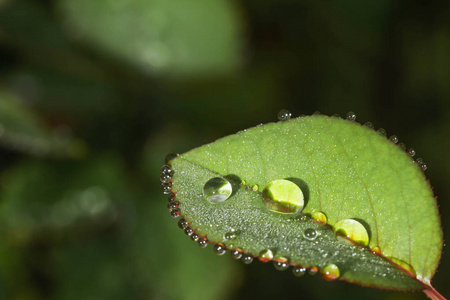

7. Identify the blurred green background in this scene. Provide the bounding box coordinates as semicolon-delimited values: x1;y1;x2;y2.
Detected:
0;0;449;299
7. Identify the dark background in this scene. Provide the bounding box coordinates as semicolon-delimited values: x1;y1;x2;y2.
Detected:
0;0;449;299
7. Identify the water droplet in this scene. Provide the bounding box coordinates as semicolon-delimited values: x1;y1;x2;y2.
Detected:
273;258;289;271
398;142;406;150
178;218;188;229
170;208;180;218
377;128;386;136
389;135;399;144
203;177;232;203
251;184;259;191
407;148;416;157
160;173;171;183
262;179;304;214
303;228;318;241
278;109;292;121
371;246;381;254
161;165;172;173
420;163;427;171
259;249;274;263
184;227;194;236
161;183;172;194
168;201;179;211
309;267;318;275
198;238;208;248
165;153;179;164
333;219;369;246
416;158;424;164
191;233;199;241
167;193;175;202
388;257;416;276
214;243;226;255
242;254;253;264
346;111;356;121
231;250;242;260
292;266;306;277
311;211;327;224
294;215;307;222
225;231;237;240
320;264;340;281
364;122;374;129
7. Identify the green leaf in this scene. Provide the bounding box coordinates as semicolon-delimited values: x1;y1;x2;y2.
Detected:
168;115;443;292
57;0;243;77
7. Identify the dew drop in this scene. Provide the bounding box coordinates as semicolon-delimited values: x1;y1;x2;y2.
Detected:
389;135;399;144
203;177;232;203
170;208;180;218
198;238;208;248
377;128;386;136
303;228;318;241
346;111;356;121
416;158;424;164
242;254;254;264
184;227;194;236
320;264;340;281
231;250;242;260
407;148;416;157
252;184;259;191
191;233;199;242
309;267;318;275
420;163;427;171
161;183;172;194
371;246;381;254
224;231;237;240
165;153;179;164
278;109;292;121
364;122;374;129
388;257;416;276
273;258;289;271
167;193;175;202
398;142;406;150
214;243;226;255
311;211;327;224
259;249;274;263
178;218;188;229
292;266;306;277
262;179;304;214
160;173;171;183
333;219;369;246
161;165;171;173
168;201;179;211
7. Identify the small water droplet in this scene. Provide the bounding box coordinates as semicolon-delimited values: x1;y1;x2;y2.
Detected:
165;153;179;164
161;183;172;194
259;249;274;263
420;163;427;171
273;258;289;271
214;243;226;255
191;233;199;241
178;218;188;229
309;267;318;275
333;219;369;246
389;135;399;144
311;211;327;224
294;215;307;222
371;246;381;254
407;148;416;157
242;254;253;264
160;173;171;183
416;158;424;164
198;238;208;248
377;128;386;136
278;109;292;121
231;250;242;260
168;201;179;211
168;193;175;202
320;264;340;281
251;184;259;191
225;231;237;240
364;122;374;129
171;208;180;218
292;266;306;277
203;177;232;203
161;164;172;173
262;179;304;214
303;228;318;241
388;257;416;276
398;142;406;150
184;227;194;236
346;111;356;121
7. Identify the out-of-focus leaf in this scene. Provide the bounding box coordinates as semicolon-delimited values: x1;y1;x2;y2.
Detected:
57;0;243;77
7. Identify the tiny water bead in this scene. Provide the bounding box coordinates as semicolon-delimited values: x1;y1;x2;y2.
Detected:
198;238;208;248
292;266;306;277
371;246;382;254
333;219;369;246
231;250;242;260
389;135;399;144
160;173;171;183
225;231;238;240
242;254;253;264
171;208;180;218
308;267;318;275
320;264;340;281
251;184;259;191
203;177;233;203
346;111;356;121
262;179;304;214
178;218;188;229
278;109;292;121
167;193;175;202
311;211;327;224
377;128;386;136
161;183;172;194
191;233;199;241
184;227;194;236
303;228;318;241
420;163;427;171
398;142;406;150
408;148;416;157
273;258;289;271
259;249;274;263
167;201;179;211
214;244;226;255
364;122;374;129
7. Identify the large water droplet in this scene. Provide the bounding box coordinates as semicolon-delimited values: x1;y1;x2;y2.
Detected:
214;243;226;255
278;109;291;121
259;249;274;263
333;219;369;246
203;177;232;203
303;228;318;241
292;266;306;277
320;264;340;281
346;111;356;121
273;258;289;271
311;211;327;224
262;179;304;214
